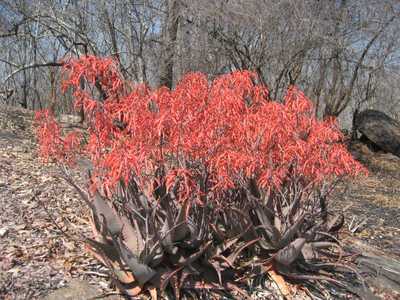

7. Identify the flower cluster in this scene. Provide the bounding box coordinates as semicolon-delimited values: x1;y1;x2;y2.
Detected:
34;109;81;165
36;56;366;201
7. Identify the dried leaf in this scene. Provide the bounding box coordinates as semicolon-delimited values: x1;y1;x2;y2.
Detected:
149;287;157;300
268;269;291;297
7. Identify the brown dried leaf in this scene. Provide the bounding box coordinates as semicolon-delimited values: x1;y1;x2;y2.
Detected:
268;269;290;297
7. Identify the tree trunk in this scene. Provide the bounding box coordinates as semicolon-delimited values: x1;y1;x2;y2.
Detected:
158;0;180;89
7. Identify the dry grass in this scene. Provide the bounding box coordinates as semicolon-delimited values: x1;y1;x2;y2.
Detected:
332;140;400;258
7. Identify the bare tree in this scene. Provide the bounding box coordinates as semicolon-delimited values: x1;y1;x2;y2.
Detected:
0;0;398;126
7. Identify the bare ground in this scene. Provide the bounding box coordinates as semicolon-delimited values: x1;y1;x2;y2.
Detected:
0;106;117;299
0;105;399;299
335;142;400;258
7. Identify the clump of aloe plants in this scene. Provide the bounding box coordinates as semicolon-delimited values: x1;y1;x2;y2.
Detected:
35;56;367;299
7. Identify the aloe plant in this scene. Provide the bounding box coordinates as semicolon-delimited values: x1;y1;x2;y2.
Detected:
36;56;368;299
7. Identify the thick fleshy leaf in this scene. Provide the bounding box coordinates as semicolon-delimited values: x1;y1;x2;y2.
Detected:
177;241;212;267
160;218;178;255
212;225;254;257
326;213;345;233
172;197;191;242
300;243;318;261
214;237;240;256
258;238;275;250
84;239;135;285
274;215;283;233
159;267;183;291
255;206;281;245
85;238;120;262
118;240;156;286
226;238;260;266
93;192;123;235
249;195;274;221
138;194;151;211
143;242;164;267
121;215;145;257
275;238;306;266
209;260;223;285
288;193;302;220
276;213;305;249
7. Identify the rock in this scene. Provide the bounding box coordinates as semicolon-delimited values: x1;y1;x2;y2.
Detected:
354;110;400;157
378;152;400;161
44;279;122;300
0;227;8;237
345;239;400;297
358;143;374;156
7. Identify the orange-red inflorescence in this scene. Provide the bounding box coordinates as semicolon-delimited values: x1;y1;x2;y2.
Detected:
35;56;367;201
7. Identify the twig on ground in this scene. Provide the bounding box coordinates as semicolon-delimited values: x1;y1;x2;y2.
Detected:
83;271;109;278
88;291;125;300
348;216;368;233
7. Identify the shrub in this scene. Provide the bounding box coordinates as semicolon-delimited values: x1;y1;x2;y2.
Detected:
35;55;367;299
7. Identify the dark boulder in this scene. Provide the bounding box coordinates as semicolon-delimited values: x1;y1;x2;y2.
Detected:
354;110;400;157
